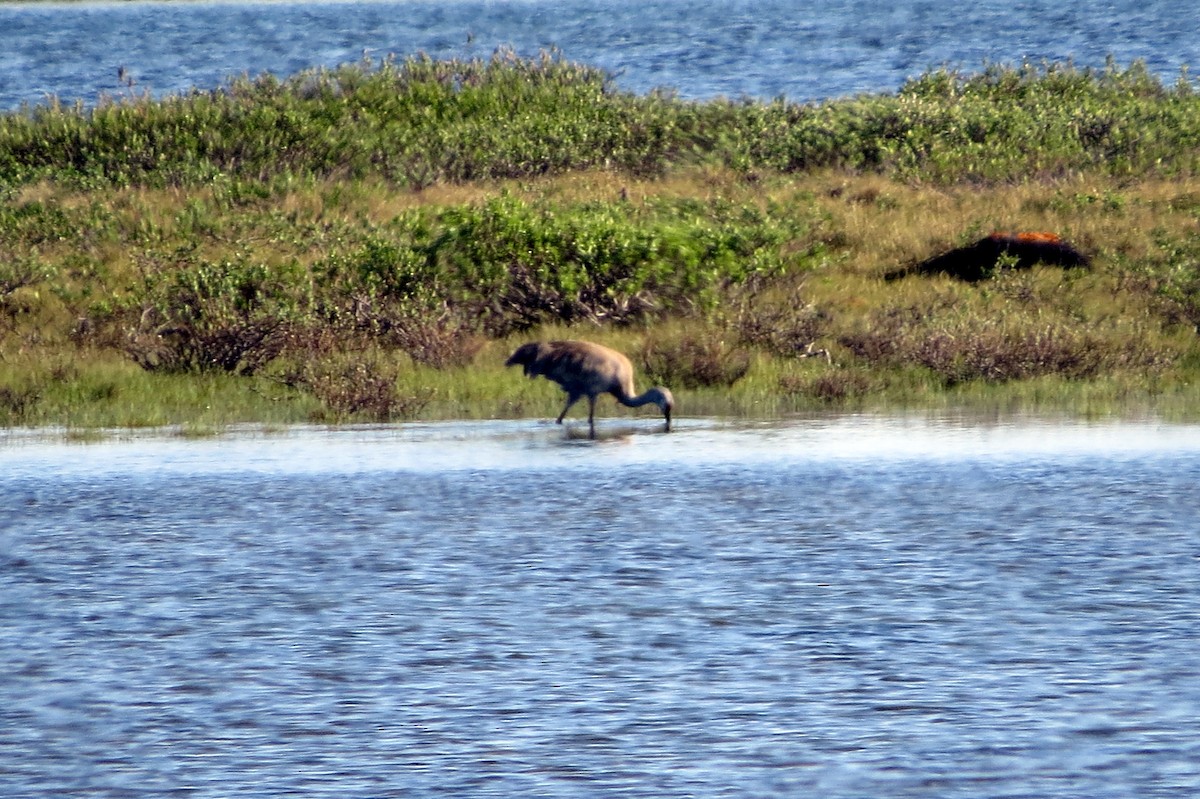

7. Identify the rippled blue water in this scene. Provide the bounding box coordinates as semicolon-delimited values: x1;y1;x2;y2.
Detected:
1;0;1198;110
2;416;1199;797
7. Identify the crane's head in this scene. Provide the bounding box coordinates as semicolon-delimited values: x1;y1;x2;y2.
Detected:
504;342;545;376
648;387;674;431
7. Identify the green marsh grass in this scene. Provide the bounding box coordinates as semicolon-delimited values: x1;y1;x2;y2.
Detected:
5;55;1200;427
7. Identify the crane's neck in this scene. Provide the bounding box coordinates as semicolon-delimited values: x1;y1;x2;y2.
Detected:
615;387;666;409
615;387;674;430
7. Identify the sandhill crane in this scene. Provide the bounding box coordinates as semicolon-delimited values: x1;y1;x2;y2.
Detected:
505;340;674;438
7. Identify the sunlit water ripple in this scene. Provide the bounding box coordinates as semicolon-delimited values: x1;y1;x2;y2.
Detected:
2;415;1199;797
1;0;1198;110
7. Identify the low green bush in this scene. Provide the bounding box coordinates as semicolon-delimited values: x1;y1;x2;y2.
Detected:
4;54;1199;190
314;195;802;337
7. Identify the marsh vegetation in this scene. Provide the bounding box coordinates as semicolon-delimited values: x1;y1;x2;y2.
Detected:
3;52;1200;427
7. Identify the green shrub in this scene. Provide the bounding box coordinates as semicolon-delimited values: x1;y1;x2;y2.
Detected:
280;356;431;422
122;255;311;374
1145;234;1200;331
5;55;1199;190
317;195;798;336
640;333;752;389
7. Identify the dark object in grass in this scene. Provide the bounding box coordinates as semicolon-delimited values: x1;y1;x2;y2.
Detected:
891;232;1091;282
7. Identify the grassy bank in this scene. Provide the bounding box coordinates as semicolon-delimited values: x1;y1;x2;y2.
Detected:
3;53;1200;428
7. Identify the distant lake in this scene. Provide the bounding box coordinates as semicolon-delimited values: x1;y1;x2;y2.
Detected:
3;415;1200;797
1;0;1199;110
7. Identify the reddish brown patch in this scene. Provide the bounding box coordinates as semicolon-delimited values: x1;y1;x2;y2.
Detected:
988;231;1064;245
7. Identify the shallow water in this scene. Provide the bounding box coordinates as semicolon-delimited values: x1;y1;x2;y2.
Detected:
1;0;1197;110
2;415;1199;797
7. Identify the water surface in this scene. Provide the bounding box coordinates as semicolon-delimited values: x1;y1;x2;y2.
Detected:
2;415;1199;797
1;0;1198;109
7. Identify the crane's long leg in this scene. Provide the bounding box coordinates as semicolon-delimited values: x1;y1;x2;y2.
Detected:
556;393;580;424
